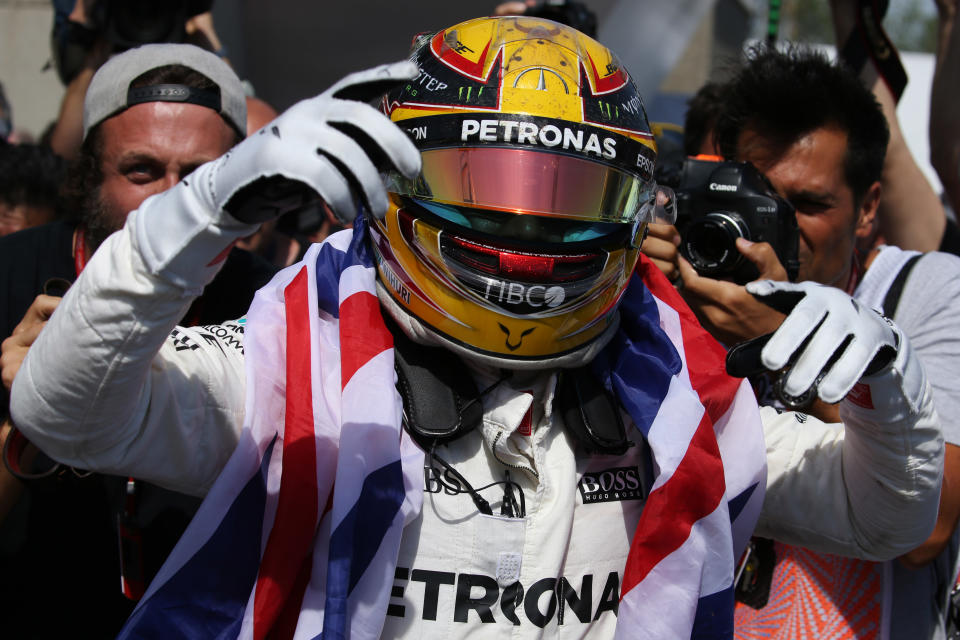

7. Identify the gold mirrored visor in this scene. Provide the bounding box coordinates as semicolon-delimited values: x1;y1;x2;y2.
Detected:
387;147;675;224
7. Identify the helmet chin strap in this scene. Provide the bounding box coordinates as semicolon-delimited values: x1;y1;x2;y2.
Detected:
375;281;620;371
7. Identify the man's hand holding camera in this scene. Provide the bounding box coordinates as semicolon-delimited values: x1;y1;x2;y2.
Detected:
644;156;802;344
642;223;683;285
676;236;789;345
643;224;790;345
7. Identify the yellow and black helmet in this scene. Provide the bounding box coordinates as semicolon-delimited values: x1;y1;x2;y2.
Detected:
370;15;674;369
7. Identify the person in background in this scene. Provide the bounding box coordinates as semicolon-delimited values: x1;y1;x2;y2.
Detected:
636;42;960;639
930;0;960;239
0;43;275;638
46;0;276;161
0;144;67;236
826;0;953;256
682;81;727;158
732;5;960;635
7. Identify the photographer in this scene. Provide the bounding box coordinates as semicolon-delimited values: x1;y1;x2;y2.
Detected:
646;45;960;639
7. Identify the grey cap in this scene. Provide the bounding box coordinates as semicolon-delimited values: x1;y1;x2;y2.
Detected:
83;43;247;140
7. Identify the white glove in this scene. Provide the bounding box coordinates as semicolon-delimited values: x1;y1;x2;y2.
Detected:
743;280;899;403
209;61;422;224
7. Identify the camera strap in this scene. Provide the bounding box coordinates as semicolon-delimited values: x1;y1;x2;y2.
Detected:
838;0;908;102
881;253;923;318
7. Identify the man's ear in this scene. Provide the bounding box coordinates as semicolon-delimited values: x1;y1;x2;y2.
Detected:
855;181;881;239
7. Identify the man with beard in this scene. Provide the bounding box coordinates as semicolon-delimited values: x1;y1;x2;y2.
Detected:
0;47;277;343
0;44;276;638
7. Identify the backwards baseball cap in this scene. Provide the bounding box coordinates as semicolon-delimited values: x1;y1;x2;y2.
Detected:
83;43;246;140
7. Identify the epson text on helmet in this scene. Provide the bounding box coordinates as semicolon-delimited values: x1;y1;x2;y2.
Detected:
636;153;654;177
461;119;617;159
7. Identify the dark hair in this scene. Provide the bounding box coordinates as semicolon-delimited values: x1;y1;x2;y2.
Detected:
0;144;67;218
683;81;728;156
0;143;67;216
714;45;889;205
64;64;240;216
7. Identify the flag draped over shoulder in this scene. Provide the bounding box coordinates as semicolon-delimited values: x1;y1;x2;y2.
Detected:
117;220;764;640
117;217;424;640
609;256;767;640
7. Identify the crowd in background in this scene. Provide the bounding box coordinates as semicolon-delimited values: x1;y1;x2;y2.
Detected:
1;0;959;638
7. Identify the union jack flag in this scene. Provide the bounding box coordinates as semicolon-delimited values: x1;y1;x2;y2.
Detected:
118;218;423;639
612;259;767;639
117;217;765;639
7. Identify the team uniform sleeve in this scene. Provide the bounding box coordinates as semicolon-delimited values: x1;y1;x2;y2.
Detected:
9;174;260;496
755;334;943;560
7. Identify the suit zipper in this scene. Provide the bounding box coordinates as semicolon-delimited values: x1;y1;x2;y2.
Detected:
491;430;539;480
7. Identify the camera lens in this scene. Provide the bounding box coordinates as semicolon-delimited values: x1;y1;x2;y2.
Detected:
681;212;750;275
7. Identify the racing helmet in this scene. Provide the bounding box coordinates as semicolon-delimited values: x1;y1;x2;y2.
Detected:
371;16;674;369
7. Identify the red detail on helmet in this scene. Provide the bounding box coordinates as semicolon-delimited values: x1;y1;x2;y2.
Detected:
502;252;560;280
410;30;433;50
431;31;495;81
445;235;600;283
584;56;629;95
398;206;416;243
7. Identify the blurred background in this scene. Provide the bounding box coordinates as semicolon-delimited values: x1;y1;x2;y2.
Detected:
0;0;942;190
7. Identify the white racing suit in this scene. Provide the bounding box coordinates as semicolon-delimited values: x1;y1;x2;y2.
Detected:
9;182;943;637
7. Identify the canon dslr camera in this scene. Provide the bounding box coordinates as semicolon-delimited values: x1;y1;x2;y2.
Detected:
673;157;800;285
